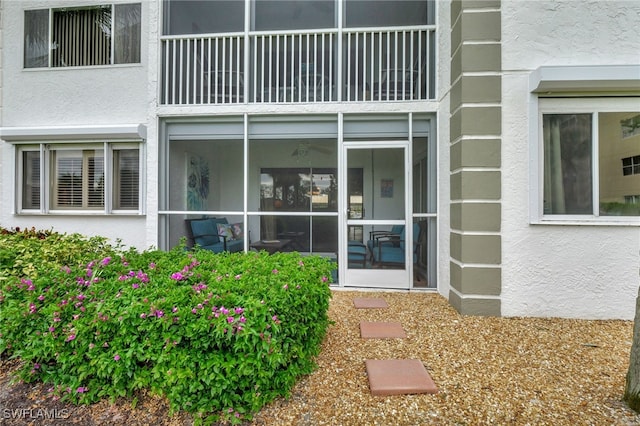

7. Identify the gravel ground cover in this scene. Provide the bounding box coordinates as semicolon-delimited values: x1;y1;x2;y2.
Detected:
1;289;639;425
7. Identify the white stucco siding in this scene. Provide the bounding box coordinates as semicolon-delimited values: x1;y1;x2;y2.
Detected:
0;1;155;250
502;0;640;70
500;1;640;320
2;0;150;127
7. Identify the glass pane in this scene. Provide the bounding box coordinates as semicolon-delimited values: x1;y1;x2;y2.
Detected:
22;151;41;209
254;0;335;31
114;3;141;64
52;6;111;67
51;149;104;209
87;153;105;207
412;137;435;214
260;168;311;212
345;0;429;28
311;169;337;211
599;112;640;216
163;1;244;35
113;149;139;210
168;139;244;212
249;138;337;211
24;9;49;68
347;148;405;220
312;216;337;253
543;114;593;215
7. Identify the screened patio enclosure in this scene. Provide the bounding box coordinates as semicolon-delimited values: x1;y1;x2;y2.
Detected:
161;0;436;105
158;113;437;289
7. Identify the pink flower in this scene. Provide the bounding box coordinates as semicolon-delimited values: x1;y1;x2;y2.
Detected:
234;307;244;315
227;316;234;323
114;354;120;361
239;316;246;323
172;306;178;313
132;283;139;289
321;276;328;283
149;262;156;269
66;334;76;342
76;386;88;393
48;326;55;332
101;257;111;266
272;269;279;274
234;274;242;280
38;295;45;301
140;313;146;319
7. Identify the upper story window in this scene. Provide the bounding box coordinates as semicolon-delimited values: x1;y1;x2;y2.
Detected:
24;3;141;68
538;101;640;220
162;0;434;36
344;0;434;28
162;1;243;35
622;155;640;176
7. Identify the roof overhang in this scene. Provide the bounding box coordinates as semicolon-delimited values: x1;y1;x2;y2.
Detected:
0;124;147;143
530;65;640;96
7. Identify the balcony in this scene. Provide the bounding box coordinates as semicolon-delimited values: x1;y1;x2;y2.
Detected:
160;26;435;105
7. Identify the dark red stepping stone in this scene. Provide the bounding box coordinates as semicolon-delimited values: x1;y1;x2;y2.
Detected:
353;297;388;309
365;359;438;396
360;321;407;338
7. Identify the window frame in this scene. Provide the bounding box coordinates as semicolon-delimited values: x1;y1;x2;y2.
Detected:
24;3;142;69
15;141;143;215
531;97;640;225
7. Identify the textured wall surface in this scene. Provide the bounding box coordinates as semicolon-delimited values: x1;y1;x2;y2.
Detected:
500;1;640;319
0;1;152;249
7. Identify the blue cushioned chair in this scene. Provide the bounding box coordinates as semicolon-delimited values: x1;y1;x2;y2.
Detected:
366;224;405;253
186;218;244;253
347;241;368;268
371;223;421;267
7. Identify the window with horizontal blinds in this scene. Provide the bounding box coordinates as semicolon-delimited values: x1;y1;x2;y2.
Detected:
53;150;104;209
55;154;84;207
16;143;140;214
113;149;139;209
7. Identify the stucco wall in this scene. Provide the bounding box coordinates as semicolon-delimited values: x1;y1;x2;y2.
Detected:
0;0;154;249
500;0;640;319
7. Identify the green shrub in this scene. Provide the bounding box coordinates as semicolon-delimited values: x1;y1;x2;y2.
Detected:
0;228;334;424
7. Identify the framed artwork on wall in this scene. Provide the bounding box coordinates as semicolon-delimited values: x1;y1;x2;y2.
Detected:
381;179;394;198
186;153;210;210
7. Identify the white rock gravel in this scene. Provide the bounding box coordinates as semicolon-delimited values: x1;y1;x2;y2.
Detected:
251;290;640;426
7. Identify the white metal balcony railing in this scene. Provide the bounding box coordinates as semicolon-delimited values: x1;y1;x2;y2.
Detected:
161;27;435;105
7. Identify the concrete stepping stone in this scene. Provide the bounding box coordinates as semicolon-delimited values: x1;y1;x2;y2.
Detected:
353;297;388;309
360;321;407;338
365;359;438;396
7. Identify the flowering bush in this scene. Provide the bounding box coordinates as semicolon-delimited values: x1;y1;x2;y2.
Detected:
0;228;334;424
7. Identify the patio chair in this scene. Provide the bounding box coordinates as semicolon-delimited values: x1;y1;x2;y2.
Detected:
366;224;405;253
185;217;244;253
371;223;421;267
